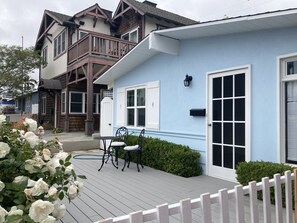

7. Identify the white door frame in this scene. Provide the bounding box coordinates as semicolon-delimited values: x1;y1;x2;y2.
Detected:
206;65;251;181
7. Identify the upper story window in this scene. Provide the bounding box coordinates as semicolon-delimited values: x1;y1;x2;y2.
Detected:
42;46;48;66
79;31;88;40
54;30;66;58
287;60;297;76
122;28;139;43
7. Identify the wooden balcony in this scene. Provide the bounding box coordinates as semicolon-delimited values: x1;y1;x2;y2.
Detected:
68;33;137;65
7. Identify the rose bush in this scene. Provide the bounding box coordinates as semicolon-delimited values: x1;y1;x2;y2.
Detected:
0;115;85;223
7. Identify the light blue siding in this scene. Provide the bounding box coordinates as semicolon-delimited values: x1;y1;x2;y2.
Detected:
114;26;297;169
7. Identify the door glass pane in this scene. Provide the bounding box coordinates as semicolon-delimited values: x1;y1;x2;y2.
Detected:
213;77;222;98
137;88;145;106
213;100;221;121
235;147;245;168
224;75;233;97
286;81;297;162
287;61;297;75
213;123;221;143
235;98;245;121
137;108;145;126
127;109;134;126
235;73;245;96
235;123;245;146
127;90;134;107
223;99;233;121
223;146;233;169
223;123;233;145
213;145;222;166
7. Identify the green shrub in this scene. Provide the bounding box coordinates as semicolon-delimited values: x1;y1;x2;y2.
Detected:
51;128;63;134
236;161;294;207
119;135;202;177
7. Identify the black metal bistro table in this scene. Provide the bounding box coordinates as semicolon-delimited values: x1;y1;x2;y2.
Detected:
95;136;117;171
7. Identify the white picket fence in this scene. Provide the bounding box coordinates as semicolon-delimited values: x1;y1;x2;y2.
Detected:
96;170;297;223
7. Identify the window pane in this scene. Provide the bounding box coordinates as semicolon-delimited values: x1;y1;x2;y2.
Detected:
235;147;245;168
71;93;82;103
130;30;138;43
93;94;97;113
235;73;245;96
287;61;297;75
223;146;233;169
127;109;134;126
235;123;245;146
235;98;245;121
137;108;145;126
213;145;222;166
62;31;66;52
127;90;134;107
213;100;221;121
70;93;82;113
213;77;222;98
224;75;233;97
71;103;82;113
213;123;221;143
137;88;145;106
223;99;233;121
223;123;233;145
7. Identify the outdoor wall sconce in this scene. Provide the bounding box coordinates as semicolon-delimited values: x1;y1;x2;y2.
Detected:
184;74;193;87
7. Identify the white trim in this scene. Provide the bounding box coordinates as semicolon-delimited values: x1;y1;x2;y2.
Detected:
277;52;297;164
206;65;251;181
121;27;139;43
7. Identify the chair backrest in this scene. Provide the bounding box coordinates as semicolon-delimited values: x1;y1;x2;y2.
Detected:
115;126;128;141
138;129;145;148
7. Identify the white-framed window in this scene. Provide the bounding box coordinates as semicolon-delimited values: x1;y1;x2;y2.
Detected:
42;97;46;115
79;30;88;40
116;81;159;129
280;55;297;164
69;91;100;114
126;87;146;127
61;91;66;114
121;27;139;43
15;100;18;109
54;30;66;58
42;46;48;66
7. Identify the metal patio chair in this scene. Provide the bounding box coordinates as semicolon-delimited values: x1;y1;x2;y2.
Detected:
106;126;128;166
122;129;145;172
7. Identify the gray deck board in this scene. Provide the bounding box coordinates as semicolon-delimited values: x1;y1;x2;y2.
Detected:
58;152;237;223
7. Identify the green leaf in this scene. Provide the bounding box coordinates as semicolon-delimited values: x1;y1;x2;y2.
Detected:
77;175;87;179
58;191;64;200
66;154;72;162
64;161;71;167
59;159;64;165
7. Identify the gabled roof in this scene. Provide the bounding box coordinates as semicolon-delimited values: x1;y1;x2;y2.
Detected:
113;0;197;26
94;8;297;86
73;3;113;22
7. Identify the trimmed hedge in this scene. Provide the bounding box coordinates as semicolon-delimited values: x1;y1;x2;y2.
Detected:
119;135;203;177
236;161;294;207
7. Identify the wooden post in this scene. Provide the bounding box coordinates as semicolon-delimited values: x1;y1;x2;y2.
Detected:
294;169;297;223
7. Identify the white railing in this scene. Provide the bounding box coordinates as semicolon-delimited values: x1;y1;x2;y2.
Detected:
96;170;297;223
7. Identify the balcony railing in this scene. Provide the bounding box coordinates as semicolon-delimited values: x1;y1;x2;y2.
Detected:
68;33;137;64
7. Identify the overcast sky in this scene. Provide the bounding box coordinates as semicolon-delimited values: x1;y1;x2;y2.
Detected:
1;0;297;48
1;0;297;80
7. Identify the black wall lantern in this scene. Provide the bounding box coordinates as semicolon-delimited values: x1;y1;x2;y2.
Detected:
184;74;193;87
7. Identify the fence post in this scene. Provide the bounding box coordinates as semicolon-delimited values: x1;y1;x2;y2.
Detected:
180;198;192;223
294;169;297;223
156;203;169;223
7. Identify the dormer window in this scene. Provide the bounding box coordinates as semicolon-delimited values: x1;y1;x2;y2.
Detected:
122;28;139;43
54;30;66;58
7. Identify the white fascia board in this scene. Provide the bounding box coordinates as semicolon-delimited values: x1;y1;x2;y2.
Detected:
149;33;179;55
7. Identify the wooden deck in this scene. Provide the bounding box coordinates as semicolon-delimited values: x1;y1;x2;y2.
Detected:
59;151;237;223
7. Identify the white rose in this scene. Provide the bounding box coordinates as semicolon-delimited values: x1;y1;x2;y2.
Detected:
13;176;28;184
40;216;56;223
0;115;6;125
46;158;60;175
67;184;78;200
0;205;8;223
0;181;4;192
25;158;45;174
74;181;84;193
8;206;23;223
23;118;37;132
42;149;51;161
31;178;49;196
48;186;58;198
27;179;36;187
0;142;10;159
23;131;39;148
37;126;45;135
52;201;65;220
29;200;54;223
19;130;25;136
24;188;33;197
54;152;68;161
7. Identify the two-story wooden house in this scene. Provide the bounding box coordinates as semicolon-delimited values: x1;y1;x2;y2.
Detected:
35;0;196;135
